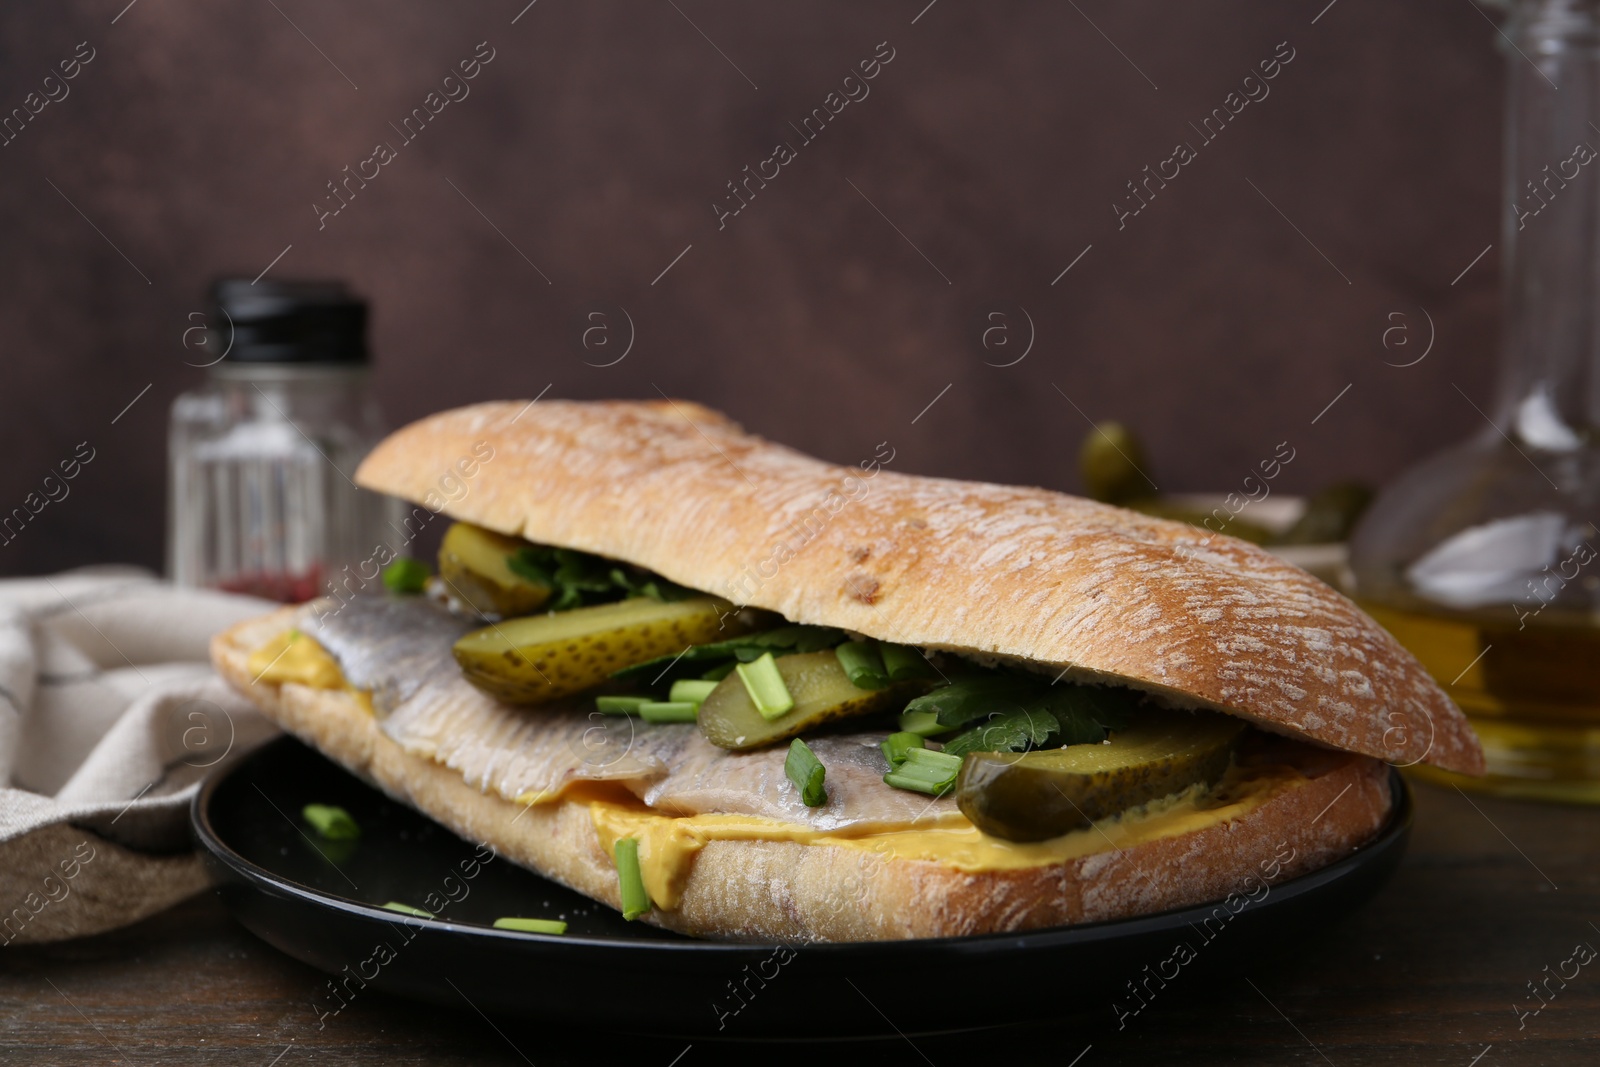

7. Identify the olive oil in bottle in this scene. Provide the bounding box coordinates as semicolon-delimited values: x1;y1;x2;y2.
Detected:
1357;603;1600;803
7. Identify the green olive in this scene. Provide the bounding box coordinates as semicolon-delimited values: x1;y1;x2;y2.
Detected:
956;711;1245;841
453;596;738;705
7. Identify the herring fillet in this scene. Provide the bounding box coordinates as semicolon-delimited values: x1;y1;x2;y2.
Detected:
309;596;959;832
306;593;468;708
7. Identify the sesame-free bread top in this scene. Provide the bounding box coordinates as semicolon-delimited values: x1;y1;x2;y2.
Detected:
354;399;1482;775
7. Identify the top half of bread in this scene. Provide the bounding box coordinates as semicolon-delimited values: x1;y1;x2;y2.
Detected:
354;399;1483;775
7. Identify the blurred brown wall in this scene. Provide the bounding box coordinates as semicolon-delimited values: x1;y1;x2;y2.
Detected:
0;0;1502;576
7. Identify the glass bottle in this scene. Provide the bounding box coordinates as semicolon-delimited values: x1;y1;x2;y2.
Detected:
1350;0;1600;802
168;280;393;602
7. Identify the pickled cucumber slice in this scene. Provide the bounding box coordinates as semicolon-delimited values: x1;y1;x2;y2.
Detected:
453;596;738;705
611;624;845;685
437;522;554;618
956;711;1246;842
698;650;926;751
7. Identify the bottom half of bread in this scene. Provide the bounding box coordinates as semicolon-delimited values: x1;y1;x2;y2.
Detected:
212;613;1395;943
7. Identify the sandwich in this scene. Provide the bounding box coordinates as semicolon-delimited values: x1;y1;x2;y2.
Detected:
211;399;1483;942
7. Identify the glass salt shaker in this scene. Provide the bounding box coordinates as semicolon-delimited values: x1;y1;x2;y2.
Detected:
168;279;392;602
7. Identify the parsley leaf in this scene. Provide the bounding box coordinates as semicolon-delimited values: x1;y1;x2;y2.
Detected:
901;675;1043;730
609;568;696;603
505;545;694;612
941;706;1060;758
918;677;1145;757
503;547;553;587
1032;685;1136;742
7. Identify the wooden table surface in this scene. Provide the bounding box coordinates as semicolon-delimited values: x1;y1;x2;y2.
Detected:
2;777;1596;1066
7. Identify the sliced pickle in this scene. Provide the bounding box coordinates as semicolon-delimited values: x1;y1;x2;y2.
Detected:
956;711;1246;842
437;522;554;618
453;596;738;705
699;650;925;751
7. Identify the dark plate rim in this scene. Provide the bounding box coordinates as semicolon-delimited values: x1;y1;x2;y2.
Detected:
193;735;1412;957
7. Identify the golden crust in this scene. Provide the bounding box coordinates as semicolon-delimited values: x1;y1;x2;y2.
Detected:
214;609;1395;942
354;399;1482;774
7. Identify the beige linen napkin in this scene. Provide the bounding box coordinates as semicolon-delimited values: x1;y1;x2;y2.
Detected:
0;568;278;944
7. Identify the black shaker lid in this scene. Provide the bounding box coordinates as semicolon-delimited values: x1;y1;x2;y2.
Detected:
209;278;368;364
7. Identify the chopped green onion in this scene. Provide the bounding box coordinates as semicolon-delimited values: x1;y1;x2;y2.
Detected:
639;701;699;723
835;640;889;690
701;661;737;682
380;901;433;918
736;652;795;720
880;642;936;681
669;678;719;705
898;708;956;738
883;747;964;796
614;837;651;920
785;738;828;807
492;917;568;935
904;747;963;770
381;557;431;595
596;695;649;716
302;803;361;840
880;731;926;769
882;771;955;797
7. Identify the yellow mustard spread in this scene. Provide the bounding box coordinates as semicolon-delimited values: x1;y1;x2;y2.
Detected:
247;630;373;713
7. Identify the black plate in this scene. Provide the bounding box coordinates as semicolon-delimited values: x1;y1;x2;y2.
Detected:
193;735;1412;1039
